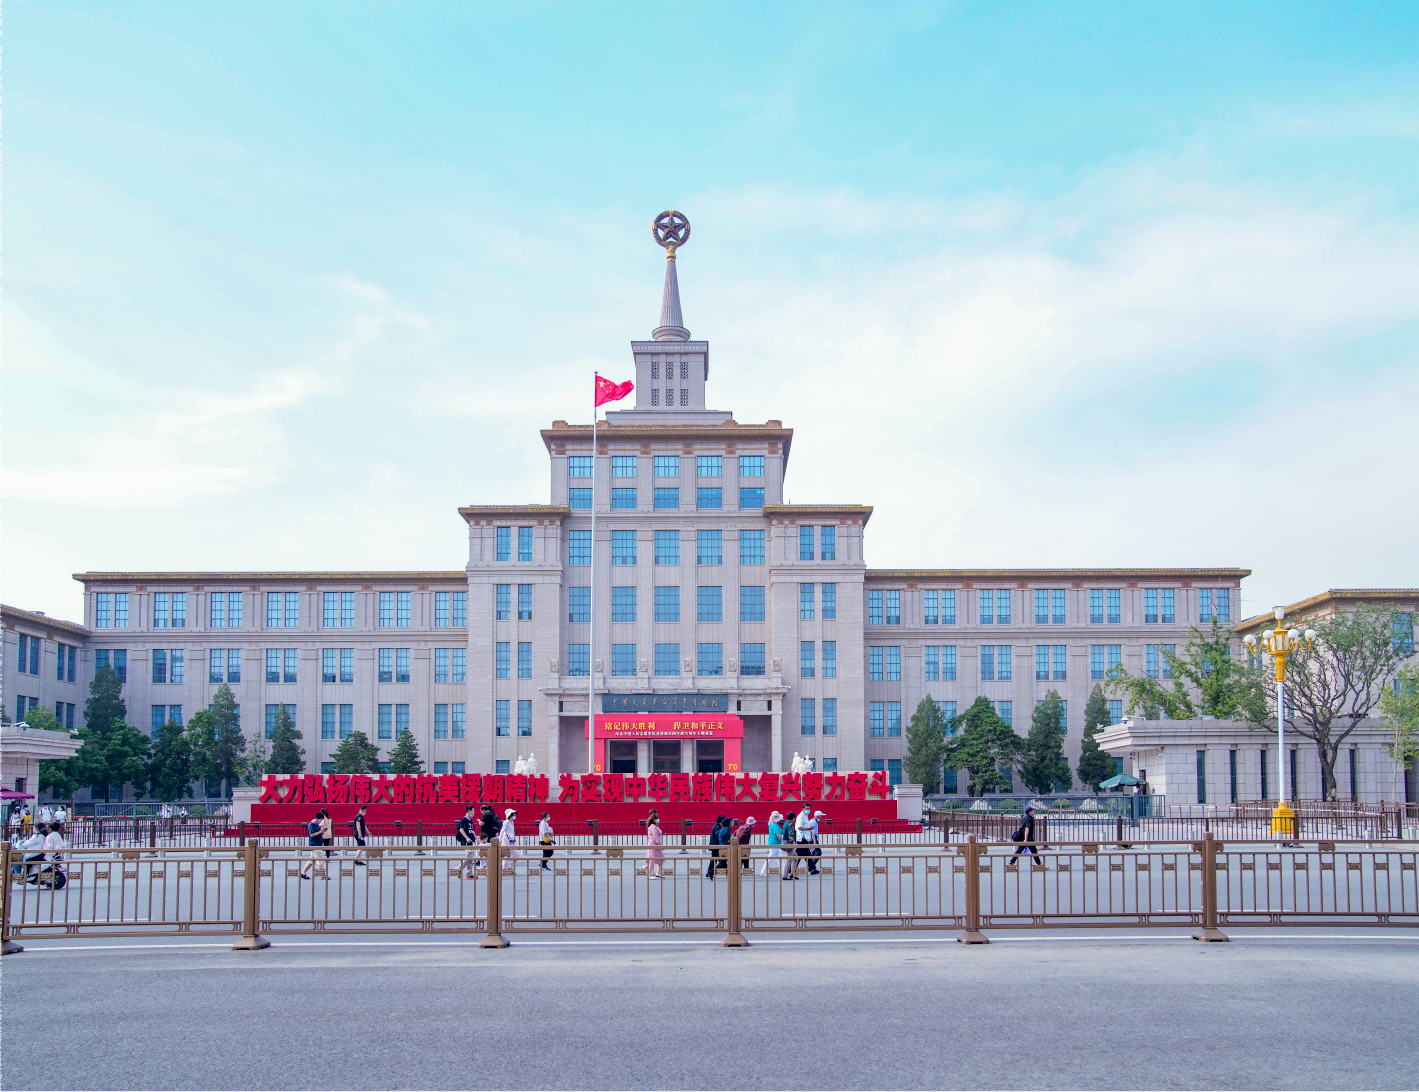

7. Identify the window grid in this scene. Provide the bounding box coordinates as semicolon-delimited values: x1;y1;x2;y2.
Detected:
655;529;680;565
823;698;837;735
697;529;722;565
739;643;765;677
822;584;837;620
739;529;765;565
654;586;680;623
655;643;680;677
611;530;637;565
823;641;837;678
800;583;815;620
800;641;815;678
820;526;836;561
739;586;765;622
697;586;723;623
800;698;816;735
799;526;814;561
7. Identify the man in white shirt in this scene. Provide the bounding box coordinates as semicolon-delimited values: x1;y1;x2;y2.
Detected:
40;823;67;887
16;826;47;883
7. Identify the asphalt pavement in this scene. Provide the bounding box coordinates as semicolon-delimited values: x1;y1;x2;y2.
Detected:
4;930;1418;1091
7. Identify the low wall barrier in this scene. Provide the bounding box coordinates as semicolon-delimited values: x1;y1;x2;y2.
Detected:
4;835;1416;953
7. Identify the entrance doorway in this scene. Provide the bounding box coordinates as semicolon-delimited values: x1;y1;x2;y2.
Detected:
608;741;637;774
696;740;724;773
652;740;681;773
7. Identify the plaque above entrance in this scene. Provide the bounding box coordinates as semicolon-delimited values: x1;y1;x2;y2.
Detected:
601;693;729;713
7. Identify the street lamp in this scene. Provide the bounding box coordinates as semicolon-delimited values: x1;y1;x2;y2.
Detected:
1242;607;1317;831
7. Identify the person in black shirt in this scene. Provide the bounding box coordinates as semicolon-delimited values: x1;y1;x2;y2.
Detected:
455;805;478;878
1010;807;1045;867
351;805;370;867
477;805;499;873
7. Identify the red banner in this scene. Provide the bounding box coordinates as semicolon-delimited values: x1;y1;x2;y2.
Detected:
591;713;743;739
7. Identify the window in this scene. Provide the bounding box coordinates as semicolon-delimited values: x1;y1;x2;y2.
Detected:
1090;589;1104;624
885;646;901;681
612;644;637;676
152;649;168;685
1107;589;1121;624
655;529;680;565
267;592;285;627
380;592;396;627
740;586;765;622
18;635;40;676
740;643;766;676
870;702;885;737
96;593;111;628
822;584;837;620
739;455;764;477
1215;589;1230;624
939;701;958;731
940;590;956;625
1035;646;1049;681
1198;589;1213;624
266;704;296;741
94;648;127;683
1052;590;1066;625
568;644;590;677
322;648;337;684
378;705;392;739
434;760;448;774
611;455;637;478
697;529;722;565
1036;698;1068;730
822;698;837;736
518;527;533;562
800;583;815;619
820;526;836;561
212;592;243;628
433;591;450;627
569;456;592;478
655;643;680;676
394;704;409;737
654;487;679;509
612;488;637;509
1108;645;1122;677
517;642;531;679
1091;645;1105;679
925;646;939;681
697;456;721;477
435;648;449;683
227;650;242;684
697;643;723;676
495;585;511;621
496;527;512;561
495;701;511;737
264;649;278;684
655;456;680;477
569;587;590;623
1108;699;1123;725
569;488;592;509
799;526;814;561
340;592;355;627
997;701;1013;726
569;530;591;565
887;703;902;737
739;487;764;509
654;586;680;623
697;487;722;509
869;646;885;681
800;641;815;677
395;592;410;627
434;704;450;739
452;705;466;739
996;646;1012;681
1161;589;1175;624
495;643;510;680
610;585;636;623
698;586;723;622
801;698;815;734
980;646;994;681
887;758;903;786
1196;750;1207;804
1146;645;1160;679
1392;613;1415;655
611;530;637;565
518;584;533;620
1144;589;1158;624
884;591;901;625
322;705;337;740
925;591;939;625
323;593;338;627
736;529;765;565
942;645;957;680
154;592;186;628
1053;645;1066;680
869;590;883;626
1034;590;1048;625
997;590;1011;625
979;590;994;625
822;641;837;678
210;649;225;684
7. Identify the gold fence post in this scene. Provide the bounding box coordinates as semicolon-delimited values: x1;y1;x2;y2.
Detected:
479;841;509;948
721;841;749;947
1;844;23;955
1192;832;1229;942
232;841;270;950
959;835;989;944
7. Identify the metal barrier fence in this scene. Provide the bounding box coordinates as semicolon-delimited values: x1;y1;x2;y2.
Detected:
4;836;1416;953
935;808;1413;844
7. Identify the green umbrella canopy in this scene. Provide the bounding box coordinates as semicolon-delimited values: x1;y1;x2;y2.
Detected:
1099;774;1142;788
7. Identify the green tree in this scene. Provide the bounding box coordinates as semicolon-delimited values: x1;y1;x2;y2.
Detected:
236;737;270;787
1273;605;1411;800
147;720;194;802
187;684;246;792
1078;684;1119;791
387;727;424;775
1107;617;1266;722
943;697;1022;796
329;731;383;775
1379;664;1419;802
83;663;127;734
902;696;948;794
1019;690;1073;794
68;723;151;800
266;705;306;776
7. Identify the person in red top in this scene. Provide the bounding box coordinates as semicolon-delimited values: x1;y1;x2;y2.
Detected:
732;817;756;873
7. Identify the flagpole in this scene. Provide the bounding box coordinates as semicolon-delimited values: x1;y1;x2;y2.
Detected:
588;372;598;774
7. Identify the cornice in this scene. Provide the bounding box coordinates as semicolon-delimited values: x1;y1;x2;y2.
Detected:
458;505;572;525
865;567;1251;584
1235;587;1419;634
762;504;873;527
72;572;467;587
2;604;92;638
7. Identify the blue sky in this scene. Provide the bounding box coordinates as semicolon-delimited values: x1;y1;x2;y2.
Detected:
6;1;1418;621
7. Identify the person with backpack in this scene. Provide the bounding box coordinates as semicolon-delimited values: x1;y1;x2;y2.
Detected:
299;809;327;879
455;805;478;878
351;804;370;866
704;815;727;879
1009;807;1044;867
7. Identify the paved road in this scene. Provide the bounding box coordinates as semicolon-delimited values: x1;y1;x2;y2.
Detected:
5;931;1418;1090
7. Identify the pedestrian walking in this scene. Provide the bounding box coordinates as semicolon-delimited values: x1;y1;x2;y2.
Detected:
299;809;327;879
782;811;799;879
646;810;665;878
320;809;334;856
40;805;53;825
351;804;370;866
54;805;67;825
762;811;783;877
455;805;478;878
538;812;555;870
498;809;518;861
476;804;499;873
1010;807;1045;867
732;816;756;873
705;815;727;879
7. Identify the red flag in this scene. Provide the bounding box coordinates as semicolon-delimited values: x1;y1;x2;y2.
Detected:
594;375;634;407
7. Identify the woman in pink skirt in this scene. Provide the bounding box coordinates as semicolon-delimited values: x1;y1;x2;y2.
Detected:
646;810;665;878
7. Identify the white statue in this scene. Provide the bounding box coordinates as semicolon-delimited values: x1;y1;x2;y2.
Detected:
513;755;527;775
525;752;538;776
789;752;813;774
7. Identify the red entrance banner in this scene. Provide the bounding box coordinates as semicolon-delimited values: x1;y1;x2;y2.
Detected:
590;713;743;739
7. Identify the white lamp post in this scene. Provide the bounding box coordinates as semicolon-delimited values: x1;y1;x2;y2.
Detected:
1242;607;1316;831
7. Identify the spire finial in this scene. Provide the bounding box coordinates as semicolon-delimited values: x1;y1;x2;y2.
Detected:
651;210;691;340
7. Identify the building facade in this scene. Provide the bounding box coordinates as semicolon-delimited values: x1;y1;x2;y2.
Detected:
7;237;1268;797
